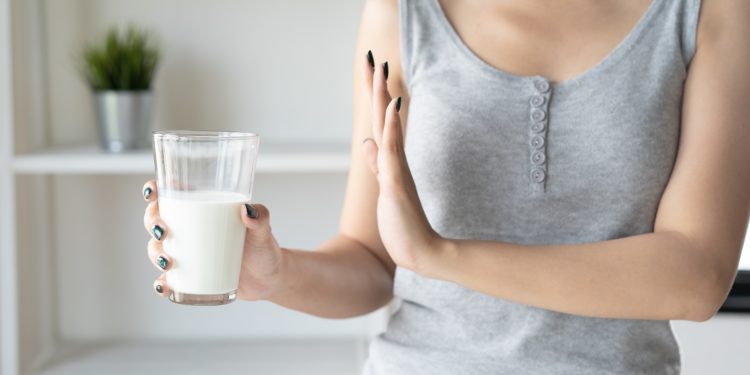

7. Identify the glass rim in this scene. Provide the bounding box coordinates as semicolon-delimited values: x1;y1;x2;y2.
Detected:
152;130;259;141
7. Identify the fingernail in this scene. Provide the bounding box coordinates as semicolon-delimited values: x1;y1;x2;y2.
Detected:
155;284;163;294
152;224;164;241
383;62;389;80
143;186;152;201
245;203;258;219
396;97;402;112
156;256;168;270
367;50;374;69
362;137;373;144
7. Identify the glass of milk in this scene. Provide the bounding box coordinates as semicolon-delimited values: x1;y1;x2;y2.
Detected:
152;130;259;305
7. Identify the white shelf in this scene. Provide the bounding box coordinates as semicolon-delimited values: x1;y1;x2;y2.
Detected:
12;142;351;174
35;339;365;375
2;2;372;374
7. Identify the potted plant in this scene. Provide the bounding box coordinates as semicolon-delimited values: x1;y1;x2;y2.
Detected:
81;26;160;152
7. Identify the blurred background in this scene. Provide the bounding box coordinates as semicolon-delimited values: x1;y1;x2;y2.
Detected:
0;1;749;375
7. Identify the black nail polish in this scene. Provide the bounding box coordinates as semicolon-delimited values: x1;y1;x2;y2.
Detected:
367;50;375;69
383;62;389;80
157;256;168;270
152;224;164;241
155;284;163;293
396;97;402;112
245;203;258;219
143;187;152;200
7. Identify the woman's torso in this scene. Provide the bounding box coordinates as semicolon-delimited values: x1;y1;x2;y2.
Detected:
364;0;701;373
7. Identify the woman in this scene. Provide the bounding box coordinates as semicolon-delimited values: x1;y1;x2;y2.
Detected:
142;0;750;373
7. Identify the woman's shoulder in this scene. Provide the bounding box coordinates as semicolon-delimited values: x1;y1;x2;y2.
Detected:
363;0;398;13
360;0;400;45
361;0;399;32
696;0;749;48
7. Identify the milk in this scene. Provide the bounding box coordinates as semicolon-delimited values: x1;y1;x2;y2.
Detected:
159;191;248;295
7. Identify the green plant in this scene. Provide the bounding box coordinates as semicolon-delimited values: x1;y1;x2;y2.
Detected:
81;26;160;91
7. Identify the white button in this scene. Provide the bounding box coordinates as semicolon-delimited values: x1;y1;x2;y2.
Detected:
531;109;547;122
529;95;546;107
531;122;546;133
531;151;546;165
530;135;545;149
530;168;546;183
534;79;551;93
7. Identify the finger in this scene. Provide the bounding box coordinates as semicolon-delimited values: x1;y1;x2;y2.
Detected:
143;201;161;232
142;180;157;202
146;219;168;242
381;97;418;195
361;138;379;176
154;274;170;297
362;50;375;97
382;96;405;160
372;60;392;145
240;203;271;231
147;239;170;271
241;203;277;247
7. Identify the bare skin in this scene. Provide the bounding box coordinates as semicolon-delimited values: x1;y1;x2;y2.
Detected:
143;0;750;322
439;0;653;82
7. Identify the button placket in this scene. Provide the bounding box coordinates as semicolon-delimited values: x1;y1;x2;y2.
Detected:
531;151;546;165
534;79;551;93
530;168;546;183
530;121;546;133
529;94;545;107
530;135;545;149
530;109;547;122
528;78;551;192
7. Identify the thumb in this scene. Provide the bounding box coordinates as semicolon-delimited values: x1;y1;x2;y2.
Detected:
241;203;271;232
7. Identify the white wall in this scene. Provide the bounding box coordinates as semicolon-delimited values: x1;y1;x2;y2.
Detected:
673;316;750;374
42;0;364;145
12;0;372;347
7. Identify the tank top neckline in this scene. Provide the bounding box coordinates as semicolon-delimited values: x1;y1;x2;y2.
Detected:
427;0;661;89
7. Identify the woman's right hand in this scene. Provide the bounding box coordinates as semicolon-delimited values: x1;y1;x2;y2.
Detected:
142;180;287;301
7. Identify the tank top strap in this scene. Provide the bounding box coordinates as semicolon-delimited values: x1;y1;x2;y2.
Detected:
399;0;455;90
676;0;702;66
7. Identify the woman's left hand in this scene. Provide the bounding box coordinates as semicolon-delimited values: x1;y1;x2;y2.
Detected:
361;52;445;276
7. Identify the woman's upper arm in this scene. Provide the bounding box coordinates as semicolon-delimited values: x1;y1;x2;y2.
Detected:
338;0;407;275
654;0;750;286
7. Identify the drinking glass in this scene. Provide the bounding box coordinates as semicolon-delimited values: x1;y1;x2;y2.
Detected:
152;130;259;305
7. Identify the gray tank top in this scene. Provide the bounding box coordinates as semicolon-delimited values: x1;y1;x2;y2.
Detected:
363;0;702;374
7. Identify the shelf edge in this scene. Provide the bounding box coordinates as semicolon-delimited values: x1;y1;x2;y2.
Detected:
12;155;351;174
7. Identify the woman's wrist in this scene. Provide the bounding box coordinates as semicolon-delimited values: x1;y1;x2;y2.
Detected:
414;235;458;281
237;246;292;302
259;246;293;301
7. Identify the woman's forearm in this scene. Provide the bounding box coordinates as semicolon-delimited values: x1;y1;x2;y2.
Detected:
427;231;730;322
265;235;394;319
